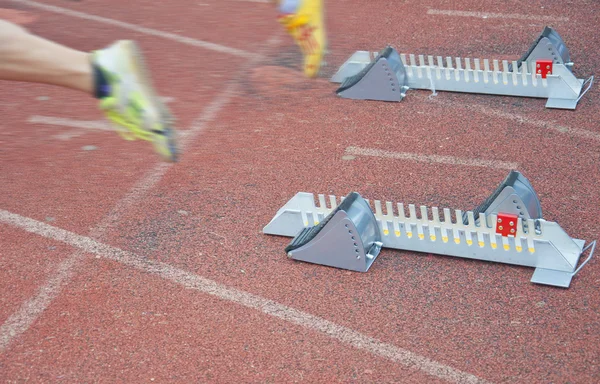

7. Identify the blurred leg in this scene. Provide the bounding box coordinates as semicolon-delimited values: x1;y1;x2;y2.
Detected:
275;0;326;78
0;19;93;93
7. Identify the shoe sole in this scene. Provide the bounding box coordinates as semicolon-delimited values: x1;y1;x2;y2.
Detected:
121;40;179;162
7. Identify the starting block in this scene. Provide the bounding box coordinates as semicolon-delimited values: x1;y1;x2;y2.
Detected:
284;192;383;272
330;27;594;110
336;46;410;102
263;171;596;288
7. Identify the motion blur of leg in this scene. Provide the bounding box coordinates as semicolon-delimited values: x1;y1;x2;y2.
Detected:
0;18;93;93
0;19;178;162
273;0;326;78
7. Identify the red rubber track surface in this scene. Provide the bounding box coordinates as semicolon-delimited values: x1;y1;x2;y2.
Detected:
1;0;599;383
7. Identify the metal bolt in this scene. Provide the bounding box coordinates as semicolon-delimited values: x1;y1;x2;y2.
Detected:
510;229;515;233
499;226;503;230
546;65;550;69
498;218;502;223
509;221;514;226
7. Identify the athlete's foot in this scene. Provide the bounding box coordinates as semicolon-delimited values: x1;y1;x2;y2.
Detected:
91;40;178;162
278;0;326;78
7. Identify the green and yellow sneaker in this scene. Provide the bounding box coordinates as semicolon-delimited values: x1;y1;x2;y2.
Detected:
91;40;178;162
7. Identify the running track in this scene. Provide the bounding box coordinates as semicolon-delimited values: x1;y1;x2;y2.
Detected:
1;0;599;382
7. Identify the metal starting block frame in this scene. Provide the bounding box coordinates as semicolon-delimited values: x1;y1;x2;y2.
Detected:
263;171;596;288
331;27;594;109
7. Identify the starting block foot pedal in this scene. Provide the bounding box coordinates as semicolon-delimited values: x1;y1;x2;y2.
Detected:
335;46;409;102
285;192;382;272
465;170;543;226
514;26;571;71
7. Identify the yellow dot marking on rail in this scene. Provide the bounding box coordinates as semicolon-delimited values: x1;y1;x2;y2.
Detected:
407;232;413;238
418;234;424;240
395;230;401;237
503;244;510;251
529;247;535;254
442;236;448;243
383;229;389;235
454;238;460;244
491;243;497;249
430;235;436;241
516;246;522;252
478;241;485;248
466;239;473;246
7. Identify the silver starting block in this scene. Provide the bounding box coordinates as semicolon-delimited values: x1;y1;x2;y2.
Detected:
335;46;410;102
263;171;596;288
281;192;383;272
331;27;594;110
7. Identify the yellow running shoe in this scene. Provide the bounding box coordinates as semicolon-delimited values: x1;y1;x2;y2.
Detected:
278;0;326;78
91;40;178;162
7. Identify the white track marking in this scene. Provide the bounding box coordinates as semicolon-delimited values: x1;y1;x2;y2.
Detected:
346;147;518;170
10;0;257;58
0;210;492;384
29;116;114;140
31;96;175;140
430;99;600;142
0;249;85;352
29;116;113;131
427;9;569;22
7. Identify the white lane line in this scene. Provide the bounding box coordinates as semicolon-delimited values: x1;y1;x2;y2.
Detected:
430;99;600;142
29;116;114;140
31;97;176;140
346;147;518;170
0;33;279;354
29;116;112;131
0;165;174;354
10;0;257;59
426;9;569;22
0;209;491;384
0;249;85;352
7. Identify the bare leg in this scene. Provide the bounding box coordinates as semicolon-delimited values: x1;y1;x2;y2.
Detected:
0;19;93;94
0;19;178;161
